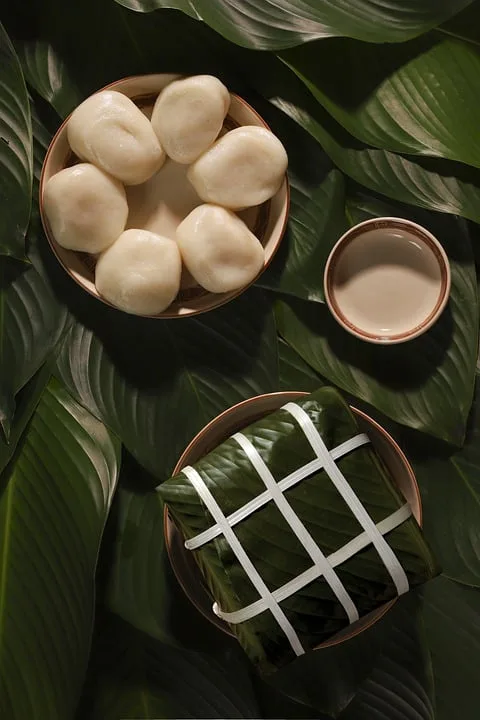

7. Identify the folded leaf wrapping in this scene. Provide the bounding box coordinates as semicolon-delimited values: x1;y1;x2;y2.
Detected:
159;387;438;672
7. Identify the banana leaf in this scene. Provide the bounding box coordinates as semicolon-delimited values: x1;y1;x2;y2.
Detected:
158;387;438;673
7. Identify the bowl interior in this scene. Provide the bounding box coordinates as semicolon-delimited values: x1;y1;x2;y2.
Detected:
324;218;450;344
165;391;421;647
40;74;289;318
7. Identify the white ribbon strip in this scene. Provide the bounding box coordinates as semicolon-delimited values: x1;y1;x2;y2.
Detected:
214;503;412;624
181;465;305;656
282;403;410;596
232;432;359;624
185;433;370;551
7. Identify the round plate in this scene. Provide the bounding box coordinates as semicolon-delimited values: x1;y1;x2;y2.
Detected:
165;391;422;647
39;74;290;319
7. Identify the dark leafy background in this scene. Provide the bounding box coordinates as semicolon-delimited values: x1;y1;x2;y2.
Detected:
1;0;480;717
0;21;31;260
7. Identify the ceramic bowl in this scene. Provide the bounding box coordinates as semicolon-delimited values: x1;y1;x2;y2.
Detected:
164;391;422;648
39;74;290;319
324;217;451;344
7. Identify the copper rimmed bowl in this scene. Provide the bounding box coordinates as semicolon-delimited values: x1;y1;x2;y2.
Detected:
164;391;422;648
323;217;451;344
39;74;290;319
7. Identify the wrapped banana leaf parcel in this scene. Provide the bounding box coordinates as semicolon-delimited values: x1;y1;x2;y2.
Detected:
158;387;438;672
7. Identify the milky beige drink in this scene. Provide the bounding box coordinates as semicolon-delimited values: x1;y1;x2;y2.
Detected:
325;221;450;342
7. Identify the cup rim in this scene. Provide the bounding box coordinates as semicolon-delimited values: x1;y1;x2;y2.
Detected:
39;73;290;320
323;216;451;344
164;390;422;649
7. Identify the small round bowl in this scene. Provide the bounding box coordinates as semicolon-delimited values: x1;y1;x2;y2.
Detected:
165;391;422;649
324;217;451;344
39;74;290;319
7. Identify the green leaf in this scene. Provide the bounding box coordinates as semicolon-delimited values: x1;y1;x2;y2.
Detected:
407;374;480;588
103;484;214;646
0;362;53;475
116;0;201;19
101;452;247;654
440;0;480;45
114;0;474;49
262;589;428;717
267;593;435;720
1;101;72;441
422;576;480;720
282;34;480;168
18;41;82;119
258;169;347;303
0;379;120;720
79;613;260;720
104;481;171;644
0;22;32;260
244;52;480;224
0;100;70;438
0;256;69;393
29;95;56;211
278;339;325;393
276;202;478;444
284;103;480;225
0;254;70;438
56;288;278;480
23;0;243;101
338;592;434;720
254;676;326;720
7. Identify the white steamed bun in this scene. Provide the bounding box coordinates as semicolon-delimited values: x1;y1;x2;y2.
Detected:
175;204;264;293
151;75;230;164
187;125;287;210
43;163;128;253
95;229;181;315
67;90;165;185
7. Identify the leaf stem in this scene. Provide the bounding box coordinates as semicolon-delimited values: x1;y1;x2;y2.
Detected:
436;27;480;49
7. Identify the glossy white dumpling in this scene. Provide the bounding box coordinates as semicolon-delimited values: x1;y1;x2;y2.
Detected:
175;204;264;293
95;229;181;315
43;163;128;253
187;126;288;210
151;75;230;164
67;91;165;185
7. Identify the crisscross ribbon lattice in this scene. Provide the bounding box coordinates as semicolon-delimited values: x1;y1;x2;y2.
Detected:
180;402;412;656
